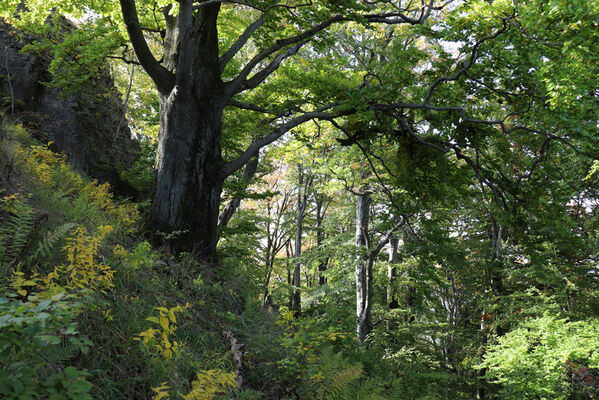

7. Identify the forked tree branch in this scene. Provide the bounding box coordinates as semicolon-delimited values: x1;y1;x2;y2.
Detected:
220;103;347;177
220;14;265;73
119;0;175;94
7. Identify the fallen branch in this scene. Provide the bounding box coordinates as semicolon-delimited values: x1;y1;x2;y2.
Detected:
223;330;244;389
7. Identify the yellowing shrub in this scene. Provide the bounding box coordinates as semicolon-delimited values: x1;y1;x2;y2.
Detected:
136;303;190;360
57;225;114;292
180;369;238;400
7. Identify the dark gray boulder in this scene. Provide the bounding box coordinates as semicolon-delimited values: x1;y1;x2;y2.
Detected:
0;19;140;194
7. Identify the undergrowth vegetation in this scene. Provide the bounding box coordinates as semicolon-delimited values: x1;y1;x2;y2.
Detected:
0;120;254;399
0;118;398;399
1;113;597;399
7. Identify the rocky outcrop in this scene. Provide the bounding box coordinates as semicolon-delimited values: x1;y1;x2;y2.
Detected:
0;19;139;194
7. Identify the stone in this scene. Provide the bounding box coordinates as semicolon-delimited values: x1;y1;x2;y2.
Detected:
0;18;140;194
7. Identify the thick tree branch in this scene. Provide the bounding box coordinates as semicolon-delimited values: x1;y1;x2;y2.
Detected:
194;0;266;12
176;0;194;91
220;14;265;73
220;104;345;177
195;0;314;12
218;152;260;227
227;15;345;94
119;0;175;94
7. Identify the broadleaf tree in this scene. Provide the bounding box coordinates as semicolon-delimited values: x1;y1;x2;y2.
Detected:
1;0;455;263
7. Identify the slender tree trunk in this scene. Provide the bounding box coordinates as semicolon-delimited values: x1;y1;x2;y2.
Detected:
292;212;303;314
286;241;294;309
217;153;259;229
115;64;135;142
477;221;504;399
262;228;274;305
490;222;505;335
292;165;307;315
355;191;372;342
387;234;399;310
315;194;329;285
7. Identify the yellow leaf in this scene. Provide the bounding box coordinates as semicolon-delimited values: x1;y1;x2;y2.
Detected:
168;310;177;324
17;289;27;296
160;316;169;331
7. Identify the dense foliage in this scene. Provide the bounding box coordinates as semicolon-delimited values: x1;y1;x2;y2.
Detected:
1;0;599;399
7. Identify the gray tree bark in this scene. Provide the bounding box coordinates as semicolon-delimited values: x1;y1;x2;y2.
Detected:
119;0;345;262
292;165;311;315
355;191;372;342
387;234;399;310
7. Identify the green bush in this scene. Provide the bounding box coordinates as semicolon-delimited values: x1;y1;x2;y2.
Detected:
0;289;93;399
481;316;599;399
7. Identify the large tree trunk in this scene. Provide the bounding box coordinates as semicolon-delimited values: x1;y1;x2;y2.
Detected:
152;93;225;262
120;0;346;263
355;191;372;342
148;4;225;262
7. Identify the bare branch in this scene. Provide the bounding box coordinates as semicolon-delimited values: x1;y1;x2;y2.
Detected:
106;55;142;65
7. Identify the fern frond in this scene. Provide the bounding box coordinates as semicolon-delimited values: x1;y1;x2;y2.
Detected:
0;197;34;278
40;336;78;366
348;377;387;400
308;348;364;400
326;364;363;399
235;388;265;400
28;222;76;267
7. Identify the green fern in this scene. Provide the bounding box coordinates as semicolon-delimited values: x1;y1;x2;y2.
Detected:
327;365;364;399
234;388;266;400
307;348;364;400
39;336;79;366
0;197;35;281
348;377;387;400
27;222;76;268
